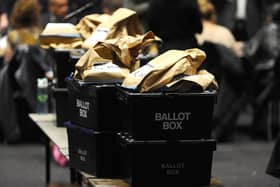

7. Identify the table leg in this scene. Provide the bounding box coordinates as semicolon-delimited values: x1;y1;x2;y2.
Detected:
70;168;83;185
77;172;82;185
70;168;77;184
45;137;50;185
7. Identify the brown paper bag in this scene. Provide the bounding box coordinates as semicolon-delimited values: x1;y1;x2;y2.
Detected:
94;31;161;70
121;48;206;92
139;58;192;92
40;41;84;49
74;47;111;80
83;8;143;48
82;62;130;82
39;23;83;48
184;48;207;70
166;70;219;92
74;47;131;82
76;14;111;39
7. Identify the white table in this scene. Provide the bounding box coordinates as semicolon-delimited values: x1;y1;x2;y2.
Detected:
29;113;129;187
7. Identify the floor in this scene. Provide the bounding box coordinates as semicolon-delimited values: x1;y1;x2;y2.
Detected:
0;133;279;187
212;138;279;187
0;143;69;187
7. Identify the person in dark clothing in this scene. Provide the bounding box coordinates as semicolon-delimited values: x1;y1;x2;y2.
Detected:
242;3;280;138
69;0;103;19
4;0;42;64
264;4;280;178
211;0;267;41
0;0;16;16
0;0;10;35
213;2;280;142
147;0;202;51
41;0;78;27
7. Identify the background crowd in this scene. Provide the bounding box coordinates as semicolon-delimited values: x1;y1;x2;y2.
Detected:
0;0;280;180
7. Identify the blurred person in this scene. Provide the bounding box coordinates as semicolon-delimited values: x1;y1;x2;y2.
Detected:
196;0;242;57
147;0;202;51
124;0;149;30
0;4;9;63
0;0;52;143
196;0;249;143
0;0;16;17
70;0;103;19
102;0;124;14
4;0;42;64
266;3;280;173
0;6;9;35
124;0;149;14
41;0;77;27
240;3;280;139
211;0;266;41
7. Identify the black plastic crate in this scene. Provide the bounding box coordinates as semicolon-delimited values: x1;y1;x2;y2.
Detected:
117;88;217;140
50;48;84;88
66;79;121;131
120;135;216;187
66;122;121;177
52;87;69;127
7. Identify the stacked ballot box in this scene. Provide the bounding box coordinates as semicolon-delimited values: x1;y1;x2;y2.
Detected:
66;79;122;178
65;78;217;186
49;49;84;127
117;88;217;187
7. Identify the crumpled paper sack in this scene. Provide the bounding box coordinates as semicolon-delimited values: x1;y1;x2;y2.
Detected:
166;70;218;92
76;14;111;39
82;8;143;48
74;32;161;82
39;23;83;49
94;31;161;70
40;8;143;49
122;48;218;92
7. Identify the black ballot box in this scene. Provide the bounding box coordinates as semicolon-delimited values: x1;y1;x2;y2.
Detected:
49;48;85;88
119;134;216;187
51;86;69;127
66;122;121;177
117;88;217;140
67;79;121;131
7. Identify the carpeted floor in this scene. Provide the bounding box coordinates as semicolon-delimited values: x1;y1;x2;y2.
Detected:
0;133;279;187
0;144;69;187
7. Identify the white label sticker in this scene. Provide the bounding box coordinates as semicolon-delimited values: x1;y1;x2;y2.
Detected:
84;28;109;47
92;62;121;73
131;64;154;78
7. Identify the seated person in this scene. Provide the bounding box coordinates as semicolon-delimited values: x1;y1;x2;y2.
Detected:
4;0;41;64
0;0;51;143
196;0;242;57
41;0;76;27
